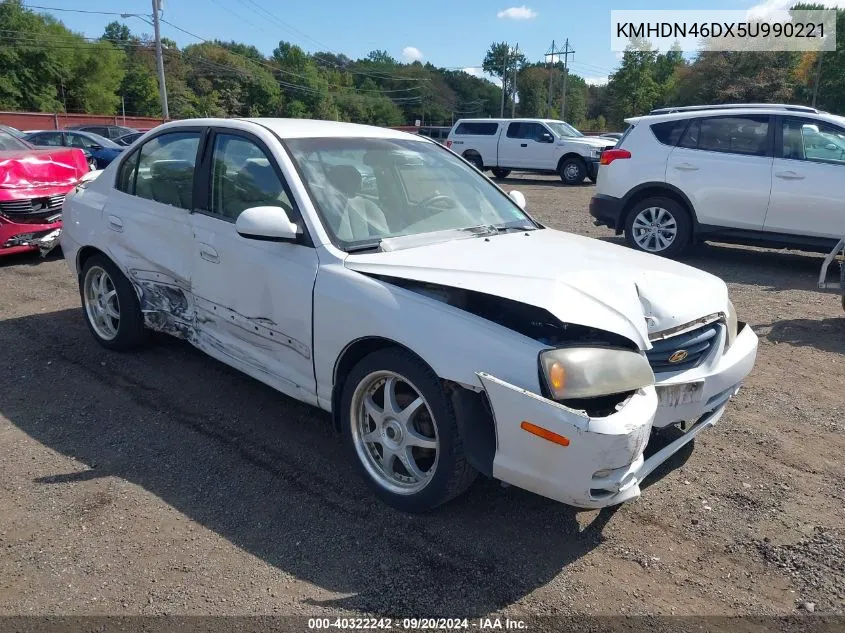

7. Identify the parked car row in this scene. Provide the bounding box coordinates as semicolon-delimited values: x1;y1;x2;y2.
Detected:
56;117;757;513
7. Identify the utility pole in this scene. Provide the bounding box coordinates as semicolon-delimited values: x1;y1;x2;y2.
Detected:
511;43;518;118
122;96;126;125
545;40;567;117
499;44;509;117
559;38;575;121
812;51;823;108
152;0;169;120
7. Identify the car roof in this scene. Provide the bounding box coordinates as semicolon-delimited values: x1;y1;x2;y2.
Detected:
454;118;563;124
148;117;427;141
627;108;845;127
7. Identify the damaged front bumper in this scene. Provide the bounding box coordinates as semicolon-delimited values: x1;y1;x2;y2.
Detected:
476;325;758;508
0;214;63;257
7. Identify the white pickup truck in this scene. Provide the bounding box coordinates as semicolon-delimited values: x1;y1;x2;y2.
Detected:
445;118;617;185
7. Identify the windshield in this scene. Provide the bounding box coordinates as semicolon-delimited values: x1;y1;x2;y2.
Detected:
546;121;583;138
285;137;537;250
0;129;31;151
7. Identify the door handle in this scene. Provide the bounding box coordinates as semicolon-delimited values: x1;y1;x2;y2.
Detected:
673;163;699;171
775;170;805;180
520;143;528;147
107;215;123;232
199;244;219;263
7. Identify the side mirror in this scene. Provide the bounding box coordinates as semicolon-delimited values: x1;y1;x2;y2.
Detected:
236;206;301;242
508;190;527;210
89;144;102;151
540;133;554;143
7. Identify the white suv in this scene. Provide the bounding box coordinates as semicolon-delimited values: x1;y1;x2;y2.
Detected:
591;104;845;257
447;118;616;185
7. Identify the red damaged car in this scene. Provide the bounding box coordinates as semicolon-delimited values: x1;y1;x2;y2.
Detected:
0;127;91;258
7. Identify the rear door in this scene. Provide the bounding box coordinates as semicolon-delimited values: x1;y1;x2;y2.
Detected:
666;115;773;230
764;117;845;238
102;128;204;336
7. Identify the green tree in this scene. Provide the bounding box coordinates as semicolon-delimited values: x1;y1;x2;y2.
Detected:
482;42;526;115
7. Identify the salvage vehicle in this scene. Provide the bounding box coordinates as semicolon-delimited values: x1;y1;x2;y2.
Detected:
445;118;617;184
0;127;91;257
60;118;759;512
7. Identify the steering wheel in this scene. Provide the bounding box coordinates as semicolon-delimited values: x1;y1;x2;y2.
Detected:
417;194;458;210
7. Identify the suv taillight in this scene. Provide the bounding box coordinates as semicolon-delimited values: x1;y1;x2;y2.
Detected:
599;149;631;165
445;140;453;148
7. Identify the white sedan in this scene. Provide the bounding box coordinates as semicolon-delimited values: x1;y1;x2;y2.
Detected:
60;118;759;512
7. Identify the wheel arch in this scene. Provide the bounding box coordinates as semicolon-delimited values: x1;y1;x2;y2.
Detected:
618;182;698;235
556;152;587;172
76;245;109;278
331;336;437;431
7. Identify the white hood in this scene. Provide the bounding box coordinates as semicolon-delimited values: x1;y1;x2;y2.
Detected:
561;136;615;149
345;229;729;349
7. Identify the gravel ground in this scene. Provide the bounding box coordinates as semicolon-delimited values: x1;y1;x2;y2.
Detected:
1;176;843;618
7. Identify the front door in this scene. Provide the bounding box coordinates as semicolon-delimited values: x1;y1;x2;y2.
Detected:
498;122;556;169
764;117;845;239
190;129;320;404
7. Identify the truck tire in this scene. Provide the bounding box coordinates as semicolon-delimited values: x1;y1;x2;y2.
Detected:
463;152;483;171
492;168;511;179
559;157;586;185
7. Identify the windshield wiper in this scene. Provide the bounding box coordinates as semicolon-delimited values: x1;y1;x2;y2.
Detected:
462;223;535;235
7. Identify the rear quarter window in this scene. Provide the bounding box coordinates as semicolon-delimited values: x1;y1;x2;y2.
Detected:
454;122;499;135
650;120;688;146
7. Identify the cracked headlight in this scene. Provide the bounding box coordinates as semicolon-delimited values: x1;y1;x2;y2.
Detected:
726;300;738;350
539;347;655;400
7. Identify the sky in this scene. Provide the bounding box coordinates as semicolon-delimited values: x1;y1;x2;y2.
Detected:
30;0;844;87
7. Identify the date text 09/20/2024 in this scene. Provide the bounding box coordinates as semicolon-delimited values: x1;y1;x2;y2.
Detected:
307;617;528;630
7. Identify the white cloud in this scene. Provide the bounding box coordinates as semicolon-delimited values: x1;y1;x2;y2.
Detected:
614;51;625;61
402;46;423;62
497;5;538;20
462;67;484;77
746;0;845;20
584;76;609;86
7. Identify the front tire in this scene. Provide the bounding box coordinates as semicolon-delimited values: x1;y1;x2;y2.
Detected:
559;157;586;185
341;348;477;512
80;254;147;350
624;196;691;258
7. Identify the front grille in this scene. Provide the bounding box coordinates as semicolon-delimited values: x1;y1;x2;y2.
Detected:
0;194;65;218
647;322;721;373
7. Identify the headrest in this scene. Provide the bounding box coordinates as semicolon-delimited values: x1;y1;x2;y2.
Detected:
327;164;362;197
150;159;194;179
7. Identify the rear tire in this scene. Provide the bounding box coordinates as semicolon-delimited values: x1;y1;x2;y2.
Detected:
559;157;586;185
464;153;483;171
623;196;691;258
80;254;147;351
492;168;511;179
341;348;477;512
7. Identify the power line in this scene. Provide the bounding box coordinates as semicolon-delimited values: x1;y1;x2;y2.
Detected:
22;4;125;16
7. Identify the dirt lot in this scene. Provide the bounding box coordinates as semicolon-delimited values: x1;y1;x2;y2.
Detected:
1;176;843;618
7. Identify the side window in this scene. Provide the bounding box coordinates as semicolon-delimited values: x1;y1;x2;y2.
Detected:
506;122;524;138
68;134;94;149
679;116;769;156
135;132;201;210
117;149;140;194
455;122;499;135
34;133;63;146
209;133;293;221
651;119;688;146
527;123;551;142
783;119;845;165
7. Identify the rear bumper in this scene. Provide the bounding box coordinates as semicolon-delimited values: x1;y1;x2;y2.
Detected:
589;193;624;230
